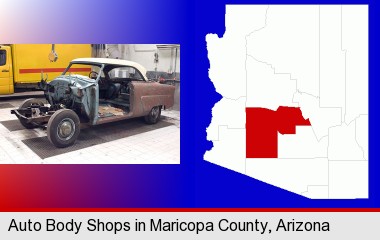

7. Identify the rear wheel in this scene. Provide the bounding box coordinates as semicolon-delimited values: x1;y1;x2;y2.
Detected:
18;98;44;129
47;109;80;148
144;106;161;124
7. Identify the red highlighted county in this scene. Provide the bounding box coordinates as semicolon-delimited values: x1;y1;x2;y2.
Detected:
246;106;311;158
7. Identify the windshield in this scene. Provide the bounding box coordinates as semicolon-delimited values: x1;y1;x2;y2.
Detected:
63;63;104;80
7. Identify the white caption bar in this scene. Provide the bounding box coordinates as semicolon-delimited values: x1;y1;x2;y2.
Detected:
0;212;377;239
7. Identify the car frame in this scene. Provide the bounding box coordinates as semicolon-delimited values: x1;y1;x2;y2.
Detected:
11;58;175;148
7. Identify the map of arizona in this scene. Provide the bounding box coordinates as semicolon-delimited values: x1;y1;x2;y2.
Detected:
205;5;368;199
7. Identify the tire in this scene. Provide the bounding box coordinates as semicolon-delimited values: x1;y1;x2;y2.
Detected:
18;98;45;129
47;109;80;148
144;106;161;124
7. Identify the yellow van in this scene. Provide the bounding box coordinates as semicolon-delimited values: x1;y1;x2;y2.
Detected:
0;44;91;95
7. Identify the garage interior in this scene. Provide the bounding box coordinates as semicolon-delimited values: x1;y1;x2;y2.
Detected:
0;44;180;164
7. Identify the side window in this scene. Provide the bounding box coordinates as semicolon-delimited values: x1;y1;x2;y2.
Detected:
109;67;144;80
0;50;6;66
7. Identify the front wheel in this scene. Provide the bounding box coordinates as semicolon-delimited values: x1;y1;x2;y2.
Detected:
144;106;161;124
47;109;80;148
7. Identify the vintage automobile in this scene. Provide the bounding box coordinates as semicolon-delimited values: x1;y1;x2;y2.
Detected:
11;58;175;148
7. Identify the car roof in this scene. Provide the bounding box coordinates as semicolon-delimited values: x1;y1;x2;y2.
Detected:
71;58;148;80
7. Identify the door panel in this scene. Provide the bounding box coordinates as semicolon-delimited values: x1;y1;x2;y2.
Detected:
0;47;12;94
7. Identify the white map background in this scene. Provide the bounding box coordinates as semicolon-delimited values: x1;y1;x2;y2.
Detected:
205;5;368;199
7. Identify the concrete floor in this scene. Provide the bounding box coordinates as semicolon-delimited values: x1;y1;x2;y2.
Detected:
0;96;180;164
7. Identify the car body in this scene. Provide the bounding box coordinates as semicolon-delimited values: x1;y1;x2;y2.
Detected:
11;58;175;147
